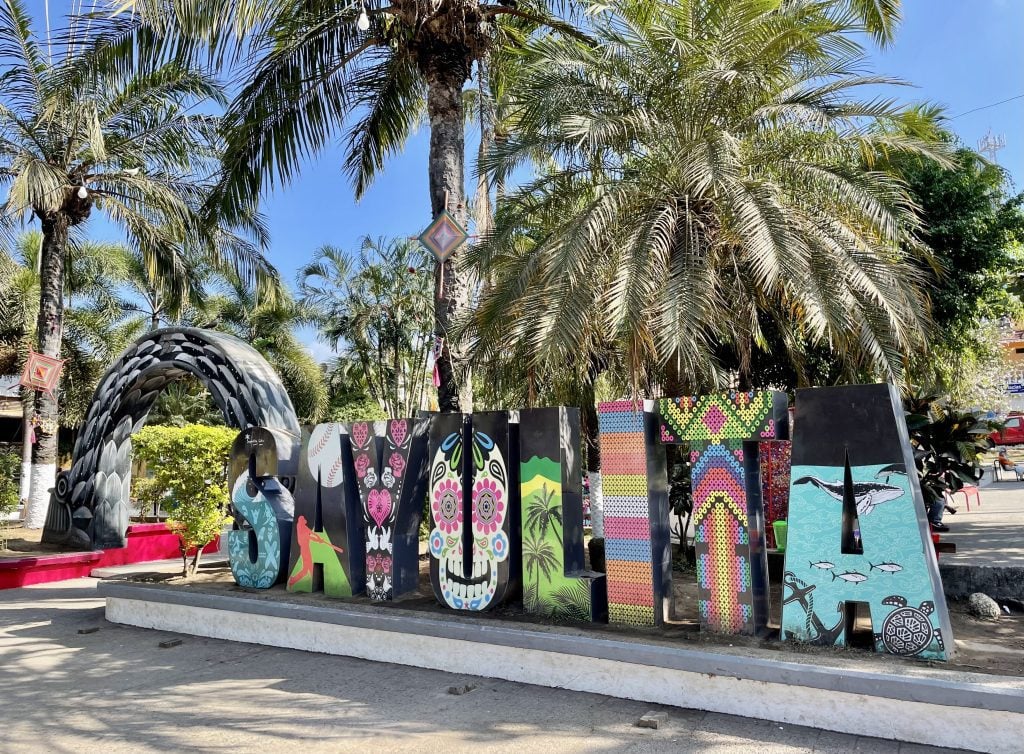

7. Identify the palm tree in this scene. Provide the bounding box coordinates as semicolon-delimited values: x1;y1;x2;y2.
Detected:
298;237;434;418
521;531;558;610
193;274;329;424
0;1;275;527
111;247;211;332
96;1;600;413
0;232;145;522
470;0;938;397
525;484;563;546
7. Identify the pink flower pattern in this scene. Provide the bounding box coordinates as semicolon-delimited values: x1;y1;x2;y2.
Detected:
472;478;504;534
432;479;463;533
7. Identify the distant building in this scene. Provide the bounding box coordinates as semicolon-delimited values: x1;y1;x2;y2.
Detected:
1000;330;1024;413
0;375;22;445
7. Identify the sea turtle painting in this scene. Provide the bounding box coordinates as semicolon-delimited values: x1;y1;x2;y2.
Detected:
874;594;944;656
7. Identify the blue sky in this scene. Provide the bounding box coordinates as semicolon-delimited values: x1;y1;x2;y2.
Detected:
21;0;1024;358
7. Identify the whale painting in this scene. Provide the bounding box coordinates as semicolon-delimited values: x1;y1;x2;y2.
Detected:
793;476;905;515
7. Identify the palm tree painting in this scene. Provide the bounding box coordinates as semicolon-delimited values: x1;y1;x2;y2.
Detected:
525;484;563;546
521;531;557;613
520;452;592;620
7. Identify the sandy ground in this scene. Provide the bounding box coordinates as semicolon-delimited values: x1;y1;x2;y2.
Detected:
0;578;962;753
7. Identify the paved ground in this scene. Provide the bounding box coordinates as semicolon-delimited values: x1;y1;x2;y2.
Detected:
0;579;959;754
942;478;1024;567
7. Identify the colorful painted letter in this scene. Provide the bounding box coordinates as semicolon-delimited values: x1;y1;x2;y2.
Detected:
287;423;364;597
226;427;297;588
520;407;607;622
658;391;788;634
597;401;670;627
349;417;430;600
428;411;520;610
780;384;954;661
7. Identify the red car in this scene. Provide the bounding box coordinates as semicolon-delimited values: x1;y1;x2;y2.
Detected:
991;414;1024;445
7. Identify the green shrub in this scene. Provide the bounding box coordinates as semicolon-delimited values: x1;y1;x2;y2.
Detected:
0;450;20;549
131;425;237;576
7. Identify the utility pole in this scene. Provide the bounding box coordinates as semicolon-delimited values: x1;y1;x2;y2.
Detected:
978;128;1006;162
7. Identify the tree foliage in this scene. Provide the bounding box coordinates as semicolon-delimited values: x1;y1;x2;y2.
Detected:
891;145;1024;408
299;237;434;418
131;424;236;576
469;0;940;397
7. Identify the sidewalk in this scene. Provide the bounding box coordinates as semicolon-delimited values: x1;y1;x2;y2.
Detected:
940;480;1024;568
0;578;955;754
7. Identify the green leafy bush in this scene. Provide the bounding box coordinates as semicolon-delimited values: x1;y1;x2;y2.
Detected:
0;450;20;549
905;394;996;509
131;425;237;576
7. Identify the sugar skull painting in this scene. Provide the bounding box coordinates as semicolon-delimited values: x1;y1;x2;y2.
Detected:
428;411;519;610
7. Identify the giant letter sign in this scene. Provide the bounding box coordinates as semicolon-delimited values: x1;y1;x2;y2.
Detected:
227;427;297;588
348;417;430;600
659;391;788;634
287;423;365;597
428;411;520;610
597;401;670;627
781;384;954;660
520;407;607;622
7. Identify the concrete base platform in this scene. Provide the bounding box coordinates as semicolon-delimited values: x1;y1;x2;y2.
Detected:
99;581;1024;753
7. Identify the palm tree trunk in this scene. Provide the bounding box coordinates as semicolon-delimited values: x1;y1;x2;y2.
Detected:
24;214;68;529
19;385;34;513
426;69;472;412
475;60;494;239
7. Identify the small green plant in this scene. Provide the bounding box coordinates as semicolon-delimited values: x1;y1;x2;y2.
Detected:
0;450;20;549
904;394;996;510
131;425;237;577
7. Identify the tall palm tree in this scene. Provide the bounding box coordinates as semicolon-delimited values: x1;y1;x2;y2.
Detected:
470;0;938;397
111;247;210;331
0;0;275;527
193;274;329;424
0;231;143;518
97;0;597;413
298;236;434;418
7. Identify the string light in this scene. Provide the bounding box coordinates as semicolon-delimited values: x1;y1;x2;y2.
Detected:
356;3;370;31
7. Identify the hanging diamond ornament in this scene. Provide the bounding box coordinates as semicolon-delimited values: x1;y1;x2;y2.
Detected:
418;210;468;263
19;351;65;396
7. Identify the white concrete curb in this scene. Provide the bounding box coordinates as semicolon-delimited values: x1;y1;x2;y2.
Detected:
100;582;1024;753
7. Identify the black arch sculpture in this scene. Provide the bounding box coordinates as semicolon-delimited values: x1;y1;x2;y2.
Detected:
42;328;301;549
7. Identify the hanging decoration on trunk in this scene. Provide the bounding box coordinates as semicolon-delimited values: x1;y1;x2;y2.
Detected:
20;351;65;396
418;210;468;263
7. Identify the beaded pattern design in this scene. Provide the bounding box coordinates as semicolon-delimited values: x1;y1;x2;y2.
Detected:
598;401;656;626
659;391;783;634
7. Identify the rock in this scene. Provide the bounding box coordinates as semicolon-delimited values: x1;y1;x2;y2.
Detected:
967;592;1001;620
447;684;476;696
636;711;668;730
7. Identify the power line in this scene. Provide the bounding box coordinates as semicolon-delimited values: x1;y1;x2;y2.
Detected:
951;93;1024;120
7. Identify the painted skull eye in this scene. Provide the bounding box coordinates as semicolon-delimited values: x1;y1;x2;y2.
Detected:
472;478;505;534
439;490;459;522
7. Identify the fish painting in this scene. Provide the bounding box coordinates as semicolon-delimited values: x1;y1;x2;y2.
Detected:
809;561;835;570
831;571;868;584
793;476;905;515
870;562;903;574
